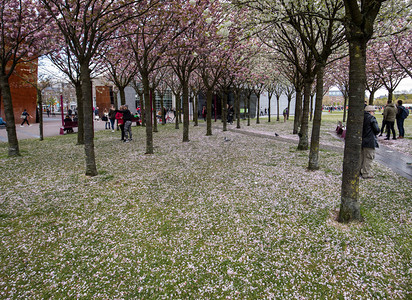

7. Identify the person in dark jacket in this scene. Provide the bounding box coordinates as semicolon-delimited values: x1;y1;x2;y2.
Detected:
383;101;397;140
396;100;406;139
122;105;133;142
360;105;380;179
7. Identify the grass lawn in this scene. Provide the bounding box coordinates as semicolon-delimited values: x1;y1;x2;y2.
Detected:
0;115;411;299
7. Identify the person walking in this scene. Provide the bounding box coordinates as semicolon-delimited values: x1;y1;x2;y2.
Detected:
20;109;32;127
396;100;408;139
383;101;397;140
360;105;380;179
115;105;125;141
122;105;133;142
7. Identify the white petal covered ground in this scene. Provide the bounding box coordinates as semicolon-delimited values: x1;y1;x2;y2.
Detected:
0;120;410;299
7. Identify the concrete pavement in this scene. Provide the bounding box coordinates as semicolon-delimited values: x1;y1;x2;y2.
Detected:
0;115;108;142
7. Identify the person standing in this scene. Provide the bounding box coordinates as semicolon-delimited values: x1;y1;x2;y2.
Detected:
103;108;110;130
94;106;100;121
108;105;116;132
115;106;125;141
383;101;397;140
20;109;32;127
122;105;133;142
202;105;207;121
360;106;380;179
396;100;408;139
283;107;288;122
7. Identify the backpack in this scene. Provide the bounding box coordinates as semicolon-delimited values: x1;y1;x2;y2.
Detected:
401;106;409;119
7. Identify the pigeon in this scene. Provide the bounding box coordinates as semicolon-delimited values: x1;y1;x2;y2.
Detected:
224;137;231;142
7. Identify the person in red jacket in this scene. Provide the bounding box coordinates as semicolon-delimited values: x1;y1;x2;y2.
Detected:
115;105;125;141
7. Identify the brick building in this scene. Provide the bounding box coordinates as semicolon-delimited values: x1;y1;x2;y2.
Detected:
0;60;38;122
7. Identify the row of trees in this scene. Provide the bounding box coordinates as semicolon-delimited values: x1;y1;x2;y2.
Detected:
1;0;411;222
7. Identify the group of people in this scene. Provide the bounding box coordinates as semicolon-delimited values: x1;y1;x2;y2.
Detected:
379;100;408;140
361;99;409;179
115;105;133;142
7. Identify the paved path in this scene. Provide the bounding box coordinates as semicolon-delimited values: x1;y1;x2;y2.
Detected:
228;126;412;182
0;115;108;142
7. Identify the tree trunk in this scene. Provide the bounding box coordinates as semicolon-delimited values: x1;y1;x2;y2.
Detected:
339;38;366;223
160;94;165;125
80;63;98;176
182;82;190;142
0;75;19;156
387;89;393;103
268;95;271;122
308;65;325;170
222;91;227;131
151;89;158;133
310;94;314;121
142;74;153;154
235;89;241;129
287;95;292;120
297;72;313;150
293;87;302;134
119;87;126;105
175;92;180;129
75;82;84;145
247;94;250;126
139;91;145;127
206;89;213;136
343;94;348;123
193;92;198;126
368;90;375;105
276;96;280;121
37;89;44;141
256;94;260;124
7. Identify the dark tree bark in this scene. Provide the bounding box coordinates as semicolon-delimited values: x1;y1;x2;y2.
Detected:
256;94;260;124
222;91;227;132
308;65;325;170
37;89;44;141
142;74;153;154
0;76;19;156
119;87;126;106
293;86;303;134
297;60;315;150
151;89;158;133
267;93;272;122
192;91;198;126
75;82;84;145
80;63;97;176
206;89;213;136
339;0;384;223
182;82;190;142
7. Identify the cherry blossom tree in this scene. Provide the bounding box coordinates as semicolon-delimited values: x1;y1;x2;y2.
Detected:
103;35;138;106
368;38;407;104
41;0;153;176
127;1;187;154
0;0;53;156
